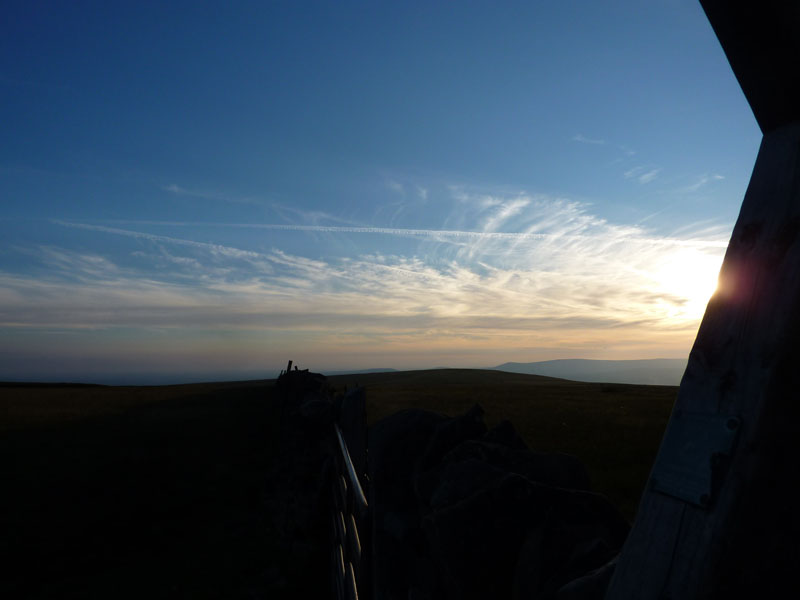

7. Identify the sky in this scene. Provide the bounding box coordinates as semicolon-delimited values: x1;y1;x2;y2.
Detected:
1;1;762;384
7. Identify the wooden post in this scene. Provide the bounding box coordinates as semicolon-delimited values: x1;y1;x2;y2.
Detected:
606;2;800;598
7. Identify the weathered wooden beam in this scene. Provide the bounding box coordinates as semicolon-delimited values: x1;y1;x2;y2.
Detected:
700;0;800;133
606;121;800;599
607;4;800;596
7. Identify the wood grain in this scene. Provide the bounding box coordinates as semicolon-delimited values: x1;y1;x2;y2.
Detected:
607;122;800;598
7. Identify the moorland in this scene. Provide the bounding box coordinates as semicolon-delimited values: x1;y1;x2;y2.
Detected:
1;369;677;598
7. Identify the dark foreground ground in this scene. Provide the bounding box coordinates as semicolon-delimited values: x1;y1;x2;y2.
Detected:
1;380;327;599
1;370;677;598
330;369;677;518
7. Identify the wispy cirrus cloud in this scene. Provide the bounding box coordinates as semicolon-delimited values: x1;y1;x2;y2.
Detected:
572;134;639;161
572;133;606;145
638;169;661;184
47;191;726;323
386;180;405;194
624;166;661;184
162;183;263;205
0;241;701;334
681;173;725;193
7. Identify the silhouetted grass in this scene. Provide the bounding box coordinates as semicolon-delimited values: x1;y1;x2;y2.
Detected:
2;369;676;598
1;380;303;599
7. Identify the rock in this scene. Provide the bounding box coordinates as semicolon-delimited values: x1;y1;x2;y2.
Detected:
414;404;493;507
368;409;448;600
421;467;628;600
416;404;488;475
291;540;318;563
556;556;618;600
262;565;289;591
423;473;551;600
368;403;629;600
546;488;629;552
558;537;617;586
513;490;628;598
511;521;548;600
369;409;448;500
439;439;592;492
408;555;440;600
423;458;507;509
294;397;335;434
483;419;529;451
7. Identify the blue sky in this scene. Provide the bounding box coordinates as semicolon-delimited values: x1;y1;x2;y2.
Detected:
1;1;761;383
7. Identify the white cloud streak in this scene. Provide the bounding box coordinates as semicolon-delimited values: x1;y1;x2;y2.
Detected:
572;134;606;145
162;183;262;204
638;169;661;184
386;180;404;194
681;173;725;193
624;166;661;184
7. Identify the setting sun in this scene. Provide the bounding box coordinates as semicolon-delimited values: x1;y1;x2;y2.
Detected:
652;249;723;321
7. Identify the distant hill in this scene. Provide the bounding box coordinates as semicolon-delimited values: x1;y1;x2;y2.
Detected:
491;358;687;386
324;367;398;376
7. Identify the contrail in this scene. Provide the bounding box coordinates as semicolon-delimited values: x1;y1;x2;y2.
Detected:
53;219;730;250
234;223;551;240
51;220;269;259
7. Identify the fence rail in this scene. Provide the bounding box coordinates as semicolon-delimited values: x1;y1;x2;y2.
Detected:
275;363;370;599
332;422;369;600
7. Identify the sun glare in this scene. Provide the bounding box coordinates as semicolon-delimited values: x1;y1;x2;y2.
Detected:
652;249;723;321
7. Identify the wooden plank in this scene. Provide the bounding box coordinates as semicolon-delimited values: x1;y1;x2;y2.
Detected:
607;3;800;596
336;425;369;516
699;0;800;133
606;121;800;599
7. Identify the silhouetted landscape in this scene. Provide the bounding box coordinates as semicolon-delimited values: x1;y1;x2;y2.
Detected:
2;369;676;598
5;0;796;595
326;358;689;386
491;358;688;386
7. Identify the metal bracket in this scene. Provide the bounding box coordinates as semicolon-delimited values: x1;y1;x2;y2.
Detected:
650;412;741;508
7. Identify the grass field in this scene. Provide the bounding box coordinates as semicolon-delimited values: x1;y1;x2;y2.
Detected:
2;369;677;597
1;380;296;599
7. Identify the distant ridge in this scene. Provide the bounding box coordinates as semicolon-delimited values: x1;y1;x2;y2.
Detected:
323;368;398;376
0;382;107;388
491;358;687;386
